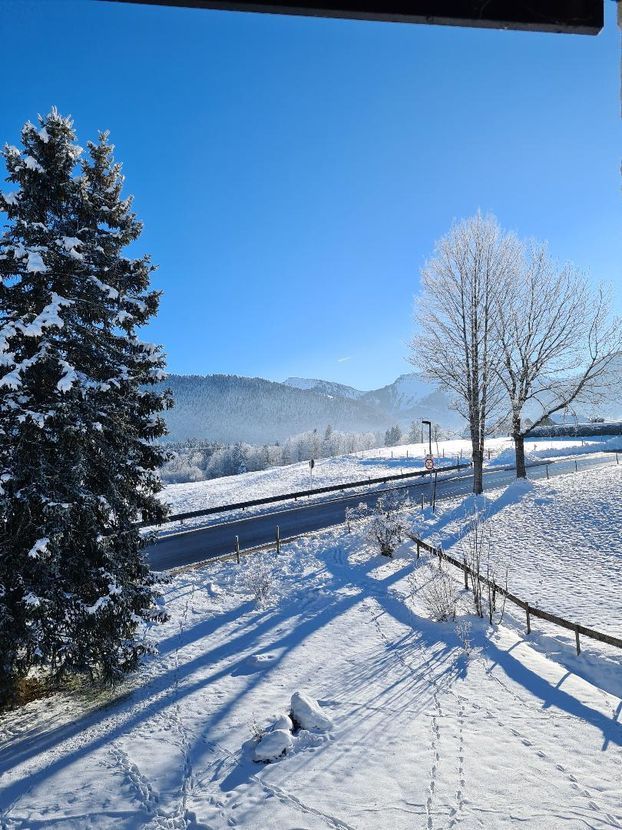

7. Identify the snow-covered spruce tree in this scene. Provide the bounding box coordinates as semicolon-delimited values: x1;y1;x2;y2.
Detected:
0;109;170;703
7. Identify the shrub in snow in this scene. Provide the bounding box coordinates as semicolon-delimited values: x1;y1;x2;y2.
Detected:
253;729;294;763
462;508;508;624
421;568;456;622
238;560;277;608
455;620;473;654
0;110;169;703
249;714;266;742
345;501;368;533
366;492;410;556
290;691;333;732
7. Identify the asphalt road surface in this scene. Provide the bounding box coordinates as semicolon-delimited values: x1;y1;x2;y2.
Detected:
146;454;615;571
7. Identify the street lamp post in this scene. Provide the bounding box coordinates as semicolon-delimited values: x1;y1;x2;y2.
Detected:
422;420;432;457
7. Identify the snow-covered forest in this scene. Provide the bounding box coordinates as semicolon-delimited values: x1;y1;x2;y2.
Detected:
160;427;380;483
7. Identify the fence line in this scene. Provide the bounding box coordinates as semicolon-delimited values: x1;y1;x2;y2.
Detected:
411;536;622;654
143;461;470;527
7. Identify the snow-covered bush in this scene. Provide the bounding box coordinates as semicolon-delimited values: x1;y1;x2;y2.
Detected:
251;695;331;763
238;559;278;608
345;501;368;533
366;492;411;556
253;729;293;763
160;450;204;483
290;691;333;732
421;569;456;622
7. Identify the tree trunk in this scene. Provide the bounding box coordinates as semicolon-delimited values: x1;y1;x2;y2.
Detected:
514;431;527;478
472;447;484;495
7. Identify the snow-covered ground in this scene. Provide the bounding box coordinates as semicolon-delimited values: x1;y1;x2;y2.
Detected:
160;434;621;521
2;464;621;829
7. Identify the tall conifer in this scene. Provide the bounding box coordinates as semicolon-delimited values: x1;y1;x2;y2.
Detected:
0;109;169;701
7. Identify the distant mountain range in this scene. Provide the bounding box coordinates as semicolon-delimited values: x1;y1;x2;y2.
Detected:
159;372;464;444
159;355;622;445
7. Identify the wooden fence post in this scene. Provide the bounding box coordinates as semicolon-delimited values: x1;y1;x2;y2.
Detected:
235;535;240;564
276;525;281;554
464;567;469;589
526;603;531;635
575;460;578;473
575;626;581;655
546;463;550;480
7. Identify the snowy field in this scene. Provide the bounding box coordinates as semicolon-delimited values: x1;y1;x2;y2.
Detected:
160;434;621;520
2;465;622;829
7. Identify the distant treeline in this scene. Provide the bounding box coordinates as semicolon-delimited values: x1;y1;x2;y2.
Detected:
160;426;381;484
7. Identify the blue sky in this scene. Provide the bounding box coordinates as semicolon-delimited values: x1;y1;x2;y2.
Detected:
1;0;620;390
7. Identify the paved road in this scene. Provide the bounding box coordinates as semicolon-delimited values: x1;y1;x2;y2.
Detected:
146;454;615;571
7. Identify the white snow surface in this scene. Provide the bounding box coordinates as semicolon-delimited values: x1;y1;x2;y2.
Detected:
2;464;622;828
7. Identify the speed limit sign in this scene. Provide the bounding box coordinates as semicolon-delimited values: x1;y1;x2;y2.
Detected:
425;455;435;471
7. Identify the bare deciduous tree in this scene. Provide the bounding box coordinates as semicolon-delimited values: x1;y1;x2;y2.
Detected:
410;213;519;494
494;243;622;478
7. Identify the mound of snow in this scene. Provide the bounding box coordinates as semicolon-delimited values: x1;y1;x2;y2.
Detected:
604;436;622;451
272;713;294;731
290;692;333;732
253;728;293;763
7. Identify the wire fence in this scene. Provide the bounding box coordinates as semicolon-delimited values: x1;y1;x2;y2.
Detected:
411;536;622;655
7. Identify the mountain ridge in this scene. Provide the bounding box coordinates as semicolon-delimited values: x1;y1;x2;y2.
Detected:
159;371;462;444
